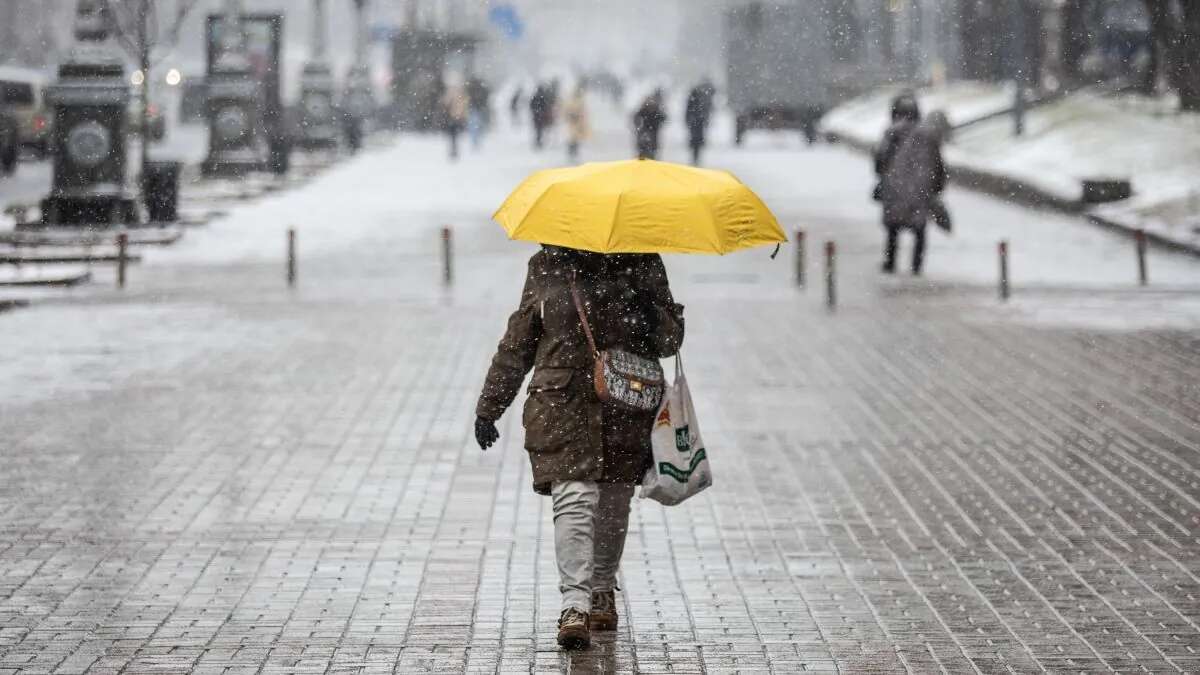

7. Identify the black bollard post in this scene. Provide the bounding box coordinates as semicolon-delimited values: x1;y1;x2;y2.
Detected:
825;240;836;311
999;240;1010;301
1135;229;1148;286
116;232;128;289
442;226;453;285
795;229;806;287
287;228;297;287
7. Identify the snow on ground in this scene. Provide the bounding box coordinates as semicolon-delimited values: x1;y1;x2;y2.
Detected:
152;130;547;268
823;83;1200;252
143;93;1200;316
701;129;1199;285
1;88;1197;412
951;91;1200;206
820;81;1016;147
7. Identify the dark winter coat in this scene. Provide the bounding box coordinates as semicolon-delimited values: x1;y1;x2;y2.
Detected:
477;249;685;495
530;87;553;128
633;101;668;158
874;119;915;180
685;85;715;146
878;119;948;229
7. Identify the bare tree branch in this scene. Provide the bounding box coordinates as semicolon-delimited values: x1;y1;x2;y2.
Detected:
161;0;203;55
100;0;143;60
99;0;201;68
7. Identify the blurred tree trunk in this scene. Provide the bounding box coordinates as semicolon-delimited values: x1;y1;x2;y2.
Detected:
1142;0;1178;95
1178;2;1200;110
1061;0;1090;85
959;0;1006;81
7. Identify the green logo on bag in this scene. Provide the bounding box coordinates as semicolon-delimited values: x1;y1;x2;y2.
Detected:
658;449;707;483
675;425;690;452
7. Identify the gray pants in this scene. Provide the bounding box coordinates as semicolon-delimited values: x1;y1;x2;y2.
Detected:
551;481;635;614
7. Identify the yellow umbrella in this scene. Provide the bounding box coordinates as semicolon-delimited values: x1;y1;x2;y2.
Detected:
493;159;786;255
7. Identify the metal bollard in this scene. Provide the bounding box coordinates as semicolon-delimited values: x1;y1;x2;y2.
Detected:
824;240;836;311
116;232;128;289
1135;229;1148;286
998;240;1010;301
442;226;453;284
795;229;806;287
287;228;297;287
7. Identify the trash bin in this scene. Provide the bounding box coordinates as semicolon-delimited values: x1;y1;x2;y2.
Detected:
143;160;181;223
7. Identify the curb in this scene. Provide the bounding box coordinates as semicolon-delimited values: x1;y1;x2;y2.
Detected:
0;299;29;313
948;164;1083;213
1086;212;1200;258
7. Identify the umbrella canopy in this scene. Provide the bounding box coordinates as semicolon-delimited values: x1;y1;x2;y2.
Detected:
493;159;786;255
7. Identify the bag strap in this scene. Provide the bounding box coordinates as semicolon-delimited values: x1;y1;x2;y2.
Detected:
568;273;601;359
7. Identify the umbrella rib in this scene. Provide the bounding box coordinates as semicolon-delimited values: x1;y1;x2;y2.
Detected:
606;190;626;253
506;182;562;242
496;159;785;255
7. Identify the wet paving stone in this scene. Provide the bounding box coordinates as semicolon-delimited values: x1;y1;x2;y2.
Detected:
2;136;1200;672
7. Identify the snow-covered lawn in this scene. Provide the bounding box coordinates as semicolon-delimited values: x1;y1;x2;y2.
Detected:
820;81;1016;147
951;92;1200;204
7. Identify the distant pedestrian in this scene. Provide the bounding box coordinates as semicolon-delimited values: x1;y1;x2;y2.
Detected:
466;76;491;150
474;245;685;651
633;90;668;160
562;86;590;162
876;100;949;276
510;86;523;127
441;83;469;160
530;84;555;150
874;93;919;210
685;80;716;165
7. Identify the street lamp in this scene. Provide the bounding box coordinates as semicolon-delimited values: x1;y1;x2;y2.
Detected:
202;0;268;176
41;0;137;226
296;0;339;151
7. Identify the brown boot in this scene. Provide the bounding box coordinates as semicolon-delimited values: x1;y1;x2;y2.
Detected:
557;608;590;650
590;590;618;631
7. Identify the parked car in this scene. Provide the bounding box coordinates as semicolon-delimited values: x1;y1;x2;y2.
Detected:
725;4;832;145
0;66;51;157
127;98;166;141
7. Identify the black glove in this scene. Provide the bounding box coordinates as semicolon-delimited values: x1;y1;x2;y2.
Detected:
475;416;499;450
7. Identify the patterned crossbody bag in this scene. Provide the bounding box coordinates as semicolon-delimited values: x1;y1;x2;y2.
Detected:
569;275;665;412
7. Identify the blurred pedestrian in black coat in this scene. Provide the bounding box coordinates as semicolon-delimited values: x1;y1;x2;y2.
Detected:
633;90;668;160
530;84;555;150
876;96;949;276
685;81;716;165
874;93;921;191
510;86;523;127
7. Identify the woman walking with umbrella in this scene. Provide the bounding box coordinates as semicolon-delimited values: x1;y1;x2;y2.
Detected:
475;159;785;650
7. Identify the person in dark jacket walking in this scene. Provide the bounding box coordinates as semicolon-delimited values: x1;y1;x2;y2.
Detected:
441;83;469;161
466;76;491;150
529;84;555;150
875;93;921;196
875;94;921;273
685;80;716;165
876;97;949;275
475;246;685;650
632;90;668;160
510;86;523;127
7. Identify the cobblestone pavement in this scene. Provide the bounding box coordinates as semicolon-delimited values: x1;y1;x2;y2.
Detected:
1;127;1199;674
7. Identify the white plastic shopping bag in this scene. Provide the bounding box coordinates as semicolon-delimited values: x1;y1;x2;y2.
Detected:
641;358;711;506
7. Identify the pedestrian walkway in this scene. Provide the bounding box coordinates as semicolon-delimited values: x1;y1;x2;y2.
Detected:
1;114;1199;673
